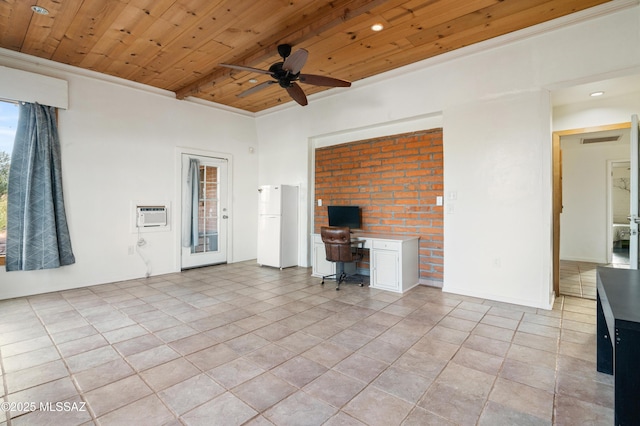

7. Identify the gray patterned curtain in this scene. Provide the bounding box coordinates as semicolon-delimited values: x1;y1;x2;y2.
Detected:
5;102;75;271
181;157;200;248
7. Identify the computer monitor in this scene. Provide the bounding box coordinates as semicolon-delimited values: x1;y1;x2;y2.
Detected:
327;206;361;229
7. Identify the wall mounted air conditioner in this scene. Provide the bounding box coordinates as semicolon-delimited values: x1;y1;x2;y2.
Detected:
136;206;167;227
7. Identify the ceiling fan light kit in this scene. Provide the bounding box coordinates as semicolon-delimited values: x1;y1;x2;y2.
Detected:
220;44;351;107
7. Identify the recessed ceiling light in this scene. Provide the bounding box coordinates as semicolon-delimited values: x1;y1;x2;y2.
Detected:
590;91;605;97
371;23;384;32
248;78;258;84
31;5;49;15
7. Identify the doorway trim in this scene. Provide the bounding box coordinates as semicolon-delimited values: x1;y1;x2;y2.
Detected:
175;147;234;270
552;122;631;296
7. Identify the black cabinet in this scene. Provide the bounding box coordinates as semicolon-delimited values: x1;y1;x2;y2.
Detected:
596;267;640;425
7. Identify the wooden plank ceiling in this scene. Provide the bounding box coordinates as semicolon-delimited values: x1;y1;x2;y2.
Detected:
0;0;612;112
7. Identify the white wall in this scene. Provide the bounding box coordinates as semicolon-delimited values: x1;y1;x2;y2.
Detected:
256;3;640;309
554;91;640;130
0;51;259;300
444;90;553;307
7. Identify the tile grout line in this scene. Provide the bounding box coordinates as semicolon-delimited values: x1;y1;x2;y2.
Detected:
551;294;566;425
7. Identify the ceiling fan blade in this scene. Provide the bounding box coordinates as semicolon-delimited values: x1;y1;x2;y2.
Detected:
299;74;351;87
286;83;308;106
237;81;275;98
282;49;308;74
219;63;272;75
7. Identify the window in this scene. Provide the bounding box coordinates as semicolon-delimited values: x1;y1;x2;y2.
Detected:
193;164;219;253
0;100;18;264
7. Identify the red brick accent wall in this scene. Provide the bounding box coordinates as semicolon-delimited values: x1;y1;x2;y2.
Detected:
314;129;444;282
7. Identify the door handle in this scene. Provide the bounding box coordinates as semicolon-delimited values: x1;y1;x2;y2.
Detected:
627;216;640;223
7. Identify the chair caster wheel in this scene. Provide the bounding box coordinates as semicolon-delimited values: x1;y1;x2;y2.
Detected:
359;283;364;287
335;287;339;291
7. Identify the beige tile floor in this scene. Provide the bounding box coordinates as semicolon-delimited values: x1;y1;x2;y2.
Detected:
0;262;613;425
559;259;629;300
559;261;599;300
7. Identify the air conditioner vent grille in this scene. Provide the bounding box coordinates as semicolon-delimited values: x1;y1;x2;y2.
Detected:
580;135;620;144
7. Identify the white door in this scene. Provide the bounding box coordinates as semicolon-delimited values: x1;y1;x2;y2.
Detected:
630;114;640;269
181;154;228;269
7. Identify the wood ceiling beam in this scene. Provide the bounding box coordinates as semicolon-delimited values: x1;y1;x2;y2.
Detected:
174;0;390;100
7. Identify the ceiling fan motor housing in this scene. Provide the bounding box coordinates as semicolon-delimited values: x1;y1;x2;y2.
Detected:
269;62;299;88
277;44;292;59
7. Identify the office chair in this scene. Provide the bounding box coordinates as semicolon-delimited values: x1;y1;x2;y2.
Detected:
320;226;365;290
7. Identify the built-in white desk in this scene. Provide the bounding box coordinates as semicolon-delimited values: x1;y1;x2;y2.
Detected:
312;232;420;293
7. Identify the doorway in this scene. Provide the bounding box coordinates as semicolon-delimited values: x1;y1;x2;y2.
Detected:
611;161;631;265
553;123;631;299
180;153;230;269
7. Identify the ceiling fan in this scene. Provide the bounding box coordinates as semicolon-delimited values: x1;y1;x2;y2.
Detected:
219;44;351;106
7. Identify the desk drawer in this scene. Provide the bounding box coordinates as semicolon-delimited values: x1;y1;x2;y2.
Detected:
372;240;400;251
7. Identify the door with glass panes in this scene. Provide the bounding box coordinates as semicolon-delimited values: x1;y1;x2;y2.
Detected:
181;154;228;268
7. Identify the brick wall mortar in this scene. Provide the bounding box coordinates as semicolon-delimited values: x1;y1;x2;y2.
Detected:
314;129;444;281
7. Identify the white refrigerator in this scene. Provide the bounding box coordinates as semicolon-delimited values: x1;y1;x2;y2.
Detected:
257;185;299;268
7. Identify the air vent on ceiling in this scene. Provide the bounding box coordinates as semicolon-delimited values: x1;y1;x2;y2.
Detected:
580;135;621;144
